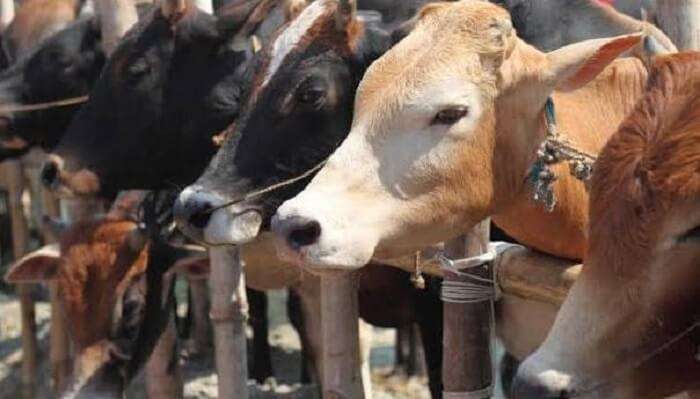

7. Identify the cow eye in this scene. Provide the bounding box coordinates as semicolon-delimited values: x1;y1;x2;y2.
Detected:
432;107;469;126
126;60;151;84
680;225;700;242
296;87;325;106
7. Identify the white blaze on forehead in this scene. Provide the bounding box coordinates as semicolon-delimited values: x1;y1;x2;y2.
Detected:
262;0;332;87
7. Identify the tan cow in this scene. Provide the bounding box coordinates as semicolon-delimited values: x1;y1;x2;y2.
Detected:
513;52;700;399
272;0;648;268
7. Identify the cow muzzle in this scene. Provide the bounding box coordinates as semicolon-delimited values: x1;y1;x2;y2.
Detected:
511;361;576;399
41;154;100;197
61;343;126;399
174;185;262;246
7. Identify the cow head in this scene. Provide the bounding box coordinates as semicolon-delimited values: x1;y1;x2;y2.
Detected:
173;0;392;247
513;53;700;399
6;217;159;398
271;1;641;270
42;0;269;198
0;15;105;161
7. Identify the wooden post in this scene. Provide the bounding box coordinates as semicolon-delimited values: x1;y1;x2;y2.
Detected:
209;247;249;399
320;270;365;399
442;220;493;398
2;160;38;399
0;0;14;32
656;0;700;51
41;188;72;395
95;0;139;55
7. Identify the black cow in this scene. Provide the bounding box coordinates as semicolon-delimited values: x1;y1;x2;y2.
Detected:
172;1;446;397
0;12;108;161
41;0;273;197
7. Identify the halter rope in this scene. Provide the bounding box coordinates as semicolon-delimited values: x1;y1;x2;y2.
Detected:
0;95;89;114
528;97;597;212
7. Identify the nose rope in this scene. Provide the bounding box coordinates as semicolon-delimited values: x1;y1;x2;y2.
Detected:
203;158;329;215
0;95;89;113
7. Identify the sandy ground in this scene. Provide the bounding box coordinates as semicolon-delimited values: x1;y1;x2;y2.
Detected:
0;287;507;399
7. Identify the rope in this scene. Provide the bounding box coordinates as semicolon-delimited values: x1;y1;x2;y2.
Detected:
528;97;597;212
0;95;88;113
205;158;328;214
438;241;520;303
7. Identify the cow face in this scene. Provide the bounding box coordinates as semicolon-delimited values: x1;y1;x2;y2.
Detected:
5;218;160;398
43;2;257;198
173;0;392;247
513;53;700;399
271;1;641;270
0;16;105;161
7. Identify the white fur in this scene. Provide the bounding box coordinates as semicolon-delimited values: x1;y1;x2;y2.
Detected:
262;0;331;87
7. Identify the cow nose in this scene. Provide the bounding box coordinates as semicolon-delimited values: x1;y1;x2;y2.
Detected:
511;371;573;399
174;192;214;231
276;216;322;249
41;159;59;187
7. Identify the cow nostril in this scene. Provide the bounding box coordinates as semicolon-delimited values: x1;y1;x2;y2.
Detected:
287;219;322;249
188;202;213;230
41;161;58;187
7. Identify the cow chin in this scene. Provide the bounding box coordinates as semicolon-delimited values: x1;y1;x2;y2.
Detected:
272;198;380;271
204;206;263;246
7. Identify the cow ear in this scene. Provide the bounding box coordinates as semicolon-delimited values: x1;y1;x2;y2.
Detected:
167;255;210;280
545;34;643;92
5;244;61;283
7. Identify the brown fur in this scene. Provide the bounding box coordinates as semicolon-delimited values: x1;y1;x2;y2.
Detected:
57;218;148;347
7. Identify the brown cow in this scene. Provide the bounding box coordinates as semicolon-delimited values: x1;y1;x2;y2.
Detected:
272;1;649;268
5;214;183;398
513;52;700;399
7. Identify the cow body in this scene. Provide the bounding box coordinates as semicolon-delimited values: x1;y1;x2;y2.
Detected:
514;52;700;399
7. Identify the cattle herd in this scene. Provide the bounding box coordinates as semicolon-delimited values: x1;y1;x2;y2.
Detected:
0;0;698;398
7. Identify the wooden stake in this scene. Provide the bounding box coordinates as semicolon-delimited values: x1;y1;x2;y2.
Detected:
442;220;493;398
41;188;72;395
209;247;249;399
320;270;364;399
2;160;38;399
656;0;700;51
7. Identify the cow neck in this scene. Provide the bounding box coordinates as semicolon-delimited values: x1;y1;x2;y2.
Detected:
492;58;649;261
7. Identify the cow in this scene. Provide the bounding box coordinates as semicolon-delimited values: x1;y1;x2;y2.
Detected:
38;0;285;197
496;0;675;54
4;206;187;398
270;1;646;268
512;52;700;399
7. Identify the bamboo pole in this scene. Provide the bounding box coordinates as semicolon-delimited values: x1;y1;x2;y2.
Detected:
320;270;365;399
209;247;249;399
2;160;38;399
441;220;493;398
41;188;72;395
656;0;700;51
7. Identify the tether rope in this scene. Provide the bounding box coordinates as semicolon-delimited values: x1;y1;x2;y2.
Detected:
0;95;89;114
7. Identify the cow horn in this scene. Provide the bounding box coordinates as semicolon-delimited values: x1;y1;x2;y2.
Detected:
335;0;356;30
161;0;187;22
